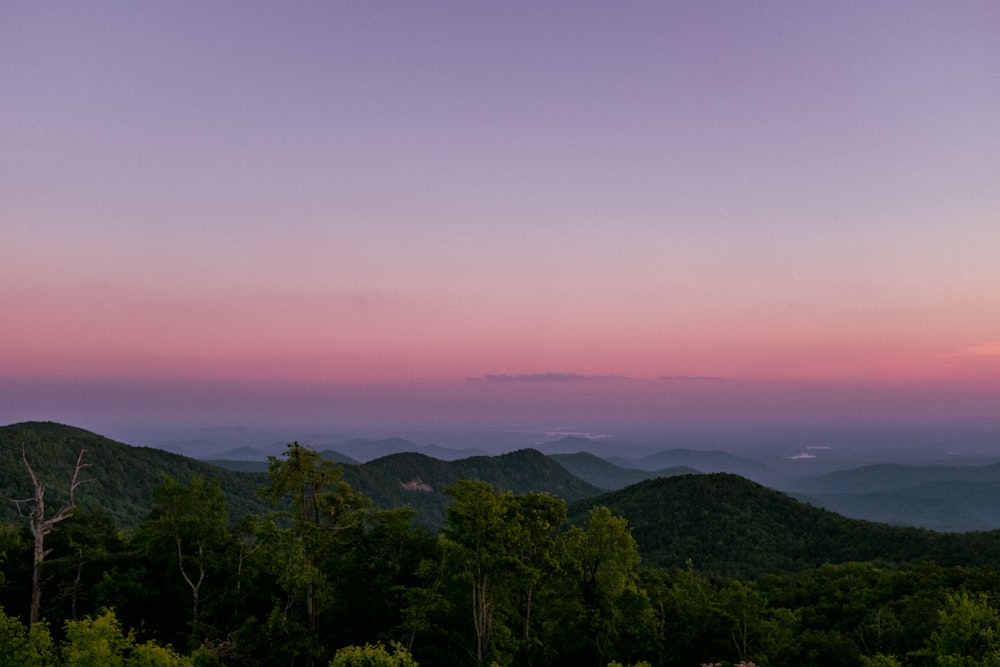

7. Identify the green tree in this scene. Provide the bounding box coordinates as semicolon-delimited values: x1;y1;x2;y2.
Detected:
928;591;1000;667
61;608;196;667
127;641;198;667
259;442;370;667
0;605;55;667
504;492;567;667
333;507;435;650
649;563;724;665
62;608;131;667
441;480;511;667
144;474;229;631
46;510;127;622
557;506;650;667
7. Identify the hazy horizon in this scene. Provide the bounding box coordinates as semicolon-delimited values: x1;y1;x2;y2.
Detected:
4;374;998;459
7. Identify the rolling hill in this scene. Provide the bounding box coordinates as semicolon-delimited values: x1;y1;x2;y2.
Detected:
9;422;1000;580
342;448;602;527
569;473;1000;579
0;422;599;530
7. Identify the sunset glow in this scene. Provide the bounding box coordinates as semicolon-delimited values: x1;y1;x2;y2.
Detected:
2;2;998;438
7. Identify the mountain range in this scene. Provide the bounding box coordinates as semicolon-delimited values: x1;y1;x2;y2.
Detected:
4;421;1000;579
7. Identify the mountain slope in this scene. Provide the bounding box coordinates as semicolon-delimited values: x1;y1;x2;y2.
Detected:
1;423;602;531
332;438;487;463
532;436;655;459
569;473;1000;579
0;422;270;528
344;448;602;527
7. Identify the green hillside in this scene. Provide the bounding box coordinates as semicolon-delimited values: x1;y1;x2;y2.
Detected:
1;422;601;531
570;472;1000;579
0;422;270;528
343;448;602;527
11;421;1000;584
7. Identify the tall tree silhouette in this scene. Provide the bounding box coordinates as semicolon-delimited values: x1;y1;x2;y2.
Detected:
14;447;89;628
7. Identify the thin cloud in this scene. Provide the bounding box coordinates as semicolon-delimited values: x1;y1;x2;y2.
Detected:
470;372;633;383
656;375;724;381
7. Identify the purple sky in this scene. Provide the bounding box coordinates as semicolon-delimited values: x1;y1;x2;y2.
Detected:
2;2;999;442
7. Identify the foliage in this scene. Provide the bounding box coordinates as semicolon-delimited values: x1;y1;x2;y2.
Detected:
61;609;195;667
928;591;1000;667
138;474;230;643
253;442;371;667
860;653;903;667
0;605;54;667
330;641;418;667
342;449;600;528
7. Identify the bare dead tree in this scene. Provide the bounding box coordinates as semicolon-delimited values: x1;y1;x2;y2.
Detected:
13;447;89;628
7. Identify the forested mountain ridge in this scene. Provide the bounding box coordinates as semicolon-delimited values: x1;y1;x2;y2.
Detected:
0;421;271;528
0;422;600;530
570;472;1000;579
7;421;1000;579
341;448;602;527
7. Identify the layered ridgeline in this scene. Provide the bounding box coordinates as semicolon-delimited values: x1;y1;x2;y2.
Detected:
550;450;698;489
5;422;1000;581
342;448;601;527
0;422;598;530
786;462;1000;532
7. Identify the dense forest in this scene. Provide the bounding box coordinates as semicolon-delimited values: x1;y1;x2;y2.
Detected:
4;422;1000;667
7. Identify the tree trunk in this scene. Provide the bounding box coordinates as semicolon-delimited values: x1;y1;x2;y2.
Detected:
72;547;85;620
16;448;88;628
472;570;492;666
30;526;45;628
176;536;205;626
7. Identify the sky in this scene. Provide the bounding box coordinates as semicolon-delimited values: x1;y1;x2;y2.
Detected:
2;2;999;442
